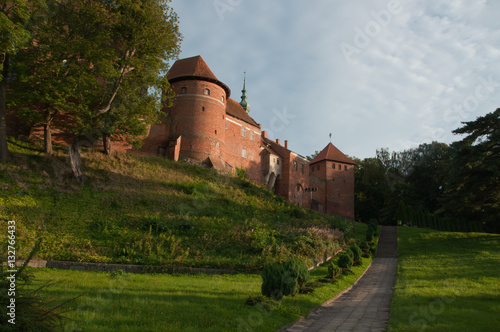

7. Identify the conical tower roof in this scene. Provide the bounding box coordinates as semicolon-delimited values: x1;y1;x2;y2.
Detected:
167;55;231;98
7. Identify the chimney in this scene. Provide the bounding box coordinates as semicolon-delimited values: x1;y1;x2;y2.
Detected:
285;140;288;149
262;131;267;138
276;138;280;145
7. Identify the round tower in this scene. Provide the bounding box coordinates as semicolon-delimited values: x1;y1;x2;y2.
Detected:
165;56;230;163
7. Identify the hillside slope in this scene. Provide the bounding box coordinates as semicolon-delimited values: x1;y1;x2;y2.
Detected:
0;139;365;271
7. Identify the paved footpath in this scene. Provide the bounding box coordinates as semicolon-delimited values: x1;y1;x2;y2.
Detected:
282;226;398;332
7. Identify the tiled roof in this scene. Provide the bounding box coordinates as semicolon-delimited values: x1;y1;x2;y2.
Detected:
167;55;231;98
167;55;219;81
310;143;356;165
226;98;260;127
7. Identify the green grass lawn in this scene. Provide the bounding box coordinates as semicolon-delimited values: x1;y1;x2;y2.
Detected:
26;256;371;331
388;227;500;332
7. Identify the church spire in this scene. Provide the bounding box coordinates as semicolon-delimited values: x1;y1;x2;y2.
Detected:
240;71;250;113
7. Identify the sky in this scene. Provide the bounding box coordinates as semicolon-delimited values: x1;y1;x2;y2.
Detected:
169;0;500;159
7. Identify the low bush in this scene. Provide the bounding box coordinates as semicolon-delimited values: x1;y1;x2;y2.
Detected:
327;262;342;279
348;244;363;265
337;252;353;269
284;258;310;287
261;258;309;299
366;228;374;242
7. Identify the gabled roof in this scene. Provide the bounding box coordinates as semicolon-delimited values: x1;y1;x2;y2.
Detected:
226;98;259;127
167;55;231;98
310;143;356;165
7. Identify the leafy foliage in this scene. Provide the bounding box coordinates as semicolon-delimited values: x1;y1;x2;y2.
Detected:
261;262;297;299
327;262;342;279
444;109;500;233
348;244;362;264
337;252;353;269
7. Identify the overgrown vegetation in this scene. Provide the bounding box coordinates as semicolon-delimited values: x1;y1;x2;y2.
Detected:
0;139;366;271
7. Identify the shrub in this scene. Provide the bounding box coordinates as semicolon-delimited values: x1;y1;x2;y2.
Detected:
261;258;309;299
235;166;248;180
261;263;297;299
349;244;363;264
284;258;310;287
327;262;342;279
366;228;374;242
337;252;353;269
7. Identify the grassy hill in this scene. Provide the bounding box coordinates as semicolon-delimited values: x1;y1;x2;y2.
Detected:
0;139;365;271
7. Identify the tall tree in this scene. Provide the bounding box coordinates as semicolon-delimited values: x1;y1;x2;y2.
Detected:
11;0;181;183
0;0;38;161
444;109;500;233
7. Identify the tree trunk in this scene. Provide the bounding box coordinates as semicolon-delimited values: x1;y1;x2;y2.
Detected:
102;132;114;156
44;111;58;155
69;137;84;185
43;121;53;155
0;54;10;162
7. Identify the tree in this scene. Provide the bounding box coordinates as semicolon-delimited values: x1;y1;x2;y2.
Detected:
8;1;73;154
354;157;391;223
444;109;500;233
0;0;42;161
11;0;181;183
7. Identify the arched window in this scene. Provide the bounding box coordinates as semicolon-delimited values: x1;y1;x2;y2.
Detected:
180;87;187;94
204;88;210;95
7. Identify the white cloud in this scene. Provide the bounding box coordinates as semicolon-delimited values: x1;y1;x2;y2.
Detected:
170;0;500;158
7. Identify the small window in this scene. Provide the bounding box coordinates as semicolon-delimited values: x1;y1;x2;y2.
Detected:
277;159;280;165
338;165;341;170
180;87;187;94
242;148;247;158
294;161;298;171
344;165;348;171
204;88;210;95
215;130;217;135
202;107;205;112
301;164;304;175
250;131;254;141
332;163;335;169
241;127;246;137
225;122;228;129
273;158;276;164
221;96;225;102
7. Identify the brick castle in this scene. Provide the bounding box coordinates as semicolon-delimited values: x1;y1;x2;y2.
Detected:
140;56;356;219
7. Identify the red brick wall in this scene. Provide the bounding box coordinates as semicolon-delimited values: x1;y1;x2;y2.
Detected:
310;160;355;219
165;80;227;162
224;115;261;182
263;138;310;208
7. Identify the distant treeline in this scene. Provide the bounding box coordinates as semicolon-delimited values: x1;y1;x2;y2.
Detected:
354;109;500;234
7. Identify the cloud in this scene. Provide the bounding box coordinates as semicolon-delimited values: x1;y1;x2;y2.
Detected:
170;0;500;158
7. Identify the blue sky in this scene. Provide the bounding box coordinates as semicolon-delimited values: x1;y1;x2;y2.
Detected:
169;0;500;159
